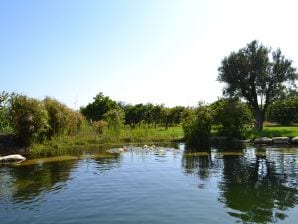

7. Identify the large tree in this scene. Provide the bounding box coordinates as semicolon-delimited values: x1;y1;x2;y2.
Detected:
80;92;119;121
218;40;297;130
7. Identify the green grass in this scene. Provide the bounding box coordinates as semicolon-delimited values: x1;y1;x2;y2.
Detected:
244;125;298;139
29;124;298;158
30;126;184;157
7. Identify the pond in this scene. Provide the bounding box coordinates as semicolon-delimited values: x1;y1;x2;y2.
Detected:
0;144;298;224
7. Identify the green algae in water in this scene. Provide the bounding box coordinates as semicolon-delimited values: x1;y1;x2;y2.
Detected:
13;155;79;167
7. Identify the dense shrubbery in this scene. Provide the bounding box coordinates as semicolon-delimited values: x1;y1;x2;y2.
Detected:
44;97;84;138
10;95;49;146
0;91;14;133
0;93;84;146
182;99;253;149
267;97;298;125
182;105;213;150
103;108;124;135
211;98;253;139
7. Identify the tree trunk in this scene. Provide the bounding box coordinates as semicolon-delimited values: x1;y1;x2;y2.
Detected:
255;110;265;131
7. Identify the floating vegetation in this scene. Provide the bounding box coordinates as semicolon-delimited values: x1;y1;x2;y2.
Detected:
13;155;78;167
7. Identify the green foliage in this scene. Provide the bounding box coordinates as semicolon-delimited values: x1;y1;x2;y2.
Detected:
267;96;298;125
161;106;185;129
122;103;185;129
80;92;119;121
10;95;49;146
44;97;84;138
211;98;253;139
218;40;297;130
0;91;14;133
92;120;108;134
103;109;124;135
182;106;213;150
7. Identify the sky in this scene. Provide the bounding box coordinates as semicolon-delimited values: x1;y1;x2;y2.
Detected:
1;0;298;109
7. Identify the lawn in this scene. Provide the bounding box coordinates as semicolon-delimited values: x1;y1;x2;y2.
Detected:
245;125;298;139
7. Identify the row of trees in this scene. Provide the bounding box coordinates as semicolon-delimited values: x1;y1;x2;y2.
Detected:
1;89;296;147
80;92;186;129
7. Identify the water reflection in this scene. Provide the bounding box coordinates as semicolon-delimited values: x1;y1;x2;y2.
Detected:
91;153;121;174
6;159;78;204
0;153;122;206
182;147;298;223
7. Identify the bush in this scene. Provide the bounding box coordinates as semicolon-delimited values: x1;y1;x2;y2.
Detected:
92;120;108;134
103;109;124;135
10;95;49;146
44;97;84;138
267;97;298;125
0;91;14;133
182;106;213;150
211;98;253;139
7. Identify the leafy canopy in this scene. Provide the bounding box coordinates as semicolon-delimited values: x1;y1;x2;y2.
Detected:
80;92;119;121
218;40;297;130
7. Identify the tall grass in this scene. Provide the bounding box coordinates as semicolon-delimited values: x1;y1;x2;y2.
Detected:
30;125;184;157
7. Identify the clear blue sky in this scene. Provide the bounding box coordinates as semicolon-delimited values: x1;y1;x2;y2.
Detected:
1;0;298;109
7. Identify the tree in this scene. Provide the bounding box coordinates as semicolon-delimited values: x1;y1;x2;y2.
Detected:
218;40;297;131
80;92;119;122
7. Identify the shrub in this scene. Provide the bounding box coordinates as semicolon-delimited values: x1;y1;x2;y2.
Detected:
10;95;49;146
211;98;253;139
92;120;108;134
267;97;298;125
103;109;124;135
182;106;213;150
44;97;84;138
0;91;14;133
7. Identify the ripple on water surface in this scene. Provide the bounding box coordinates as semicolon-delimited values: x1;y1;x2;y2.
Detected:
0;144;298;224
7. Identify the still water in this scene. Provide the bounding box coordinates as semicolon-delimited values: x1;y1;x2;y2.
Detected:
0;144;297;224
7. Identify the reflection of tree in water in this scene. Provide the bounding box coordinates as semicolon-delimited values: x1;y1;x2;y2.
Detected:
182;154;212;180
219;153;297;223
182;149;298;223
9;160;78;203
182;149;223;186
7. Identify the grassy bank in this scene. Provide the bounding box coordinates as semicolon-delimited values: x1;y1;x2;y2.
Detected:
244;125;298;139
25;125;298;157
30;126;184;157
